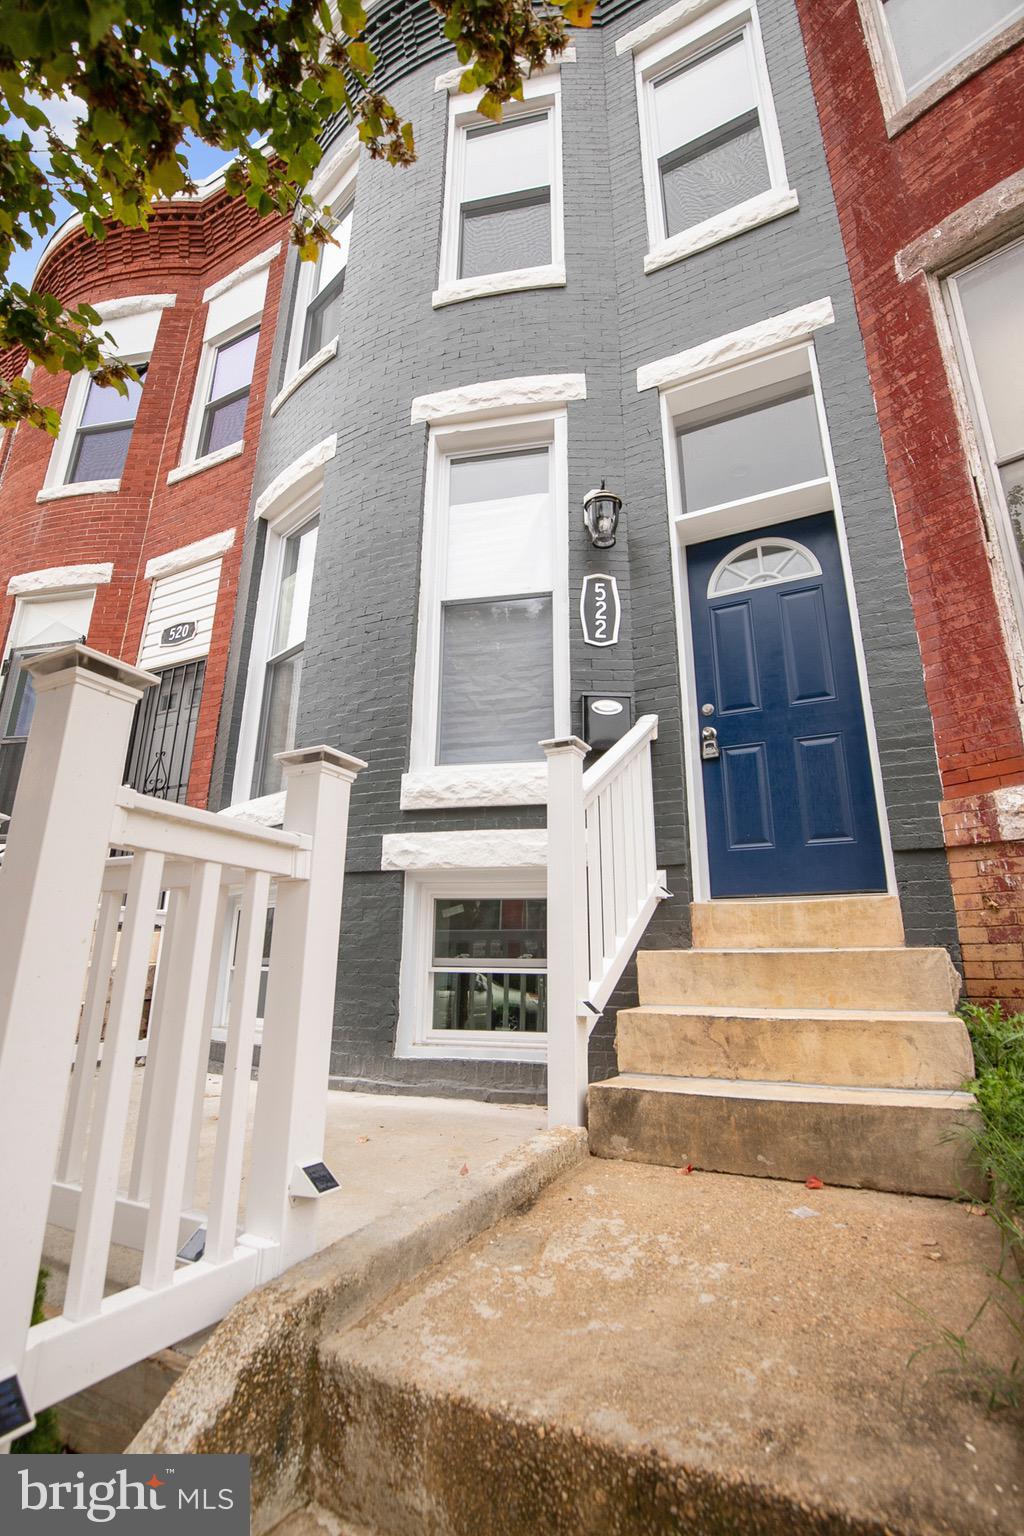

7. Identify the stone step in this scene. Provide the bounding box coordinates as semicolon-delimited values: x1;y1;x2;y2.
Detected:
615;1004;974;1089
690;895;904;950
587;1074;983;1197
637;945;961;1013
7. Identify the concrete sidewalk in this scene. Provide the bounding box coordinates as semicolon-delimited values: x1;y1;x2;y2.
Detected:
308;1158;1023;1536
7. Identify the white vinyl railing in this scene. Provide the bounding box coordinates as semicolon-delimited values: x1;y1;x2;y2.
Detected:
0;645;364;1440
544;715;666;1127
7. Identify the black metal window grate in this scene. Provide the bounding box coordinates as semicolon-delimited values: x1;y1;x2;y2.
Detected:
124;659;206;803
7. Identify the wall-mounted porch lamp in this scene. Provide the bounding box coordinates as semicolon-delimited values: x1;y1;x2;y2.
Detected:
582;482;623;549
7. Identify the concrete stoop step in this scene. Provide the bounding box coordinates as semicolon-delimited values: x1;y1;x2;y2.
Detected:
590;898;980;1197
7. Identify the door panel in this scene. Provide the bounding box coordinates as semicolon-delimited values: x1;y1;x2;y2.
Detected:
687;512;886;897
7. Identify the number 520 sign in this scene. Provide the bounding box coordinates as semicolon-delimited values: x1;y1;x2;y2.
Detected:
580;573;621;648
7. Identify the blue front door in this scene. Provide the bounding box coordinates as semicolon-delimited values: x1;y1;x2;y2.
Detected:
686;513;886;898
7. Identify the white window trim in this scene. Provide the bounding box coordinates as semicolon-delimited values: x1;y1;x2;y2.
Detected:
40;294;171;499
395;868;549;1063
411;373;586;425
172;313;262;481
628;0;795;274
856;0;1024;137
434;49;576;93
279;141;359;393
938;239;1024;719
407;406;571;802
644;329;897;903
202;244;280;306
231;442;335;805
433;68;566;308
636;297;834;394
400;761;547;810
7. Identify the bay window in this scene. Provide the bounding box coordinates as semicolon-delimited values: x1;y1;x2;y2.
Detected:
67;369;147;484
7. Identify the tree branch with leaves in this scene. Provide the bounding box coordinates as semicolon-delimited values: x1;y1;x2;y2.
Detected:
0;0;592;432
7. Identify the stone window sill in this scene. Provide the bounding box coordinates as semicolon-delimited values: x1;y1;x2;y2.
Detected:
167;440;245;485
644;188;800;275
270;337;340;417
400;763;548;810
883;18;1024;138
37;479;119;503
432;265;566;309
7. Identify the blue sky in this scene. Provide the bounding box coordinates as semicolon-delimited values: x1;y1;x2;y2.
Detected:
10;131;236;290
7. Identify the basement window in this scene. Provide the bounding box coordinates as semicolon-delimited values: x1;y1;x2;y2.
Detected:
396;871;549;1061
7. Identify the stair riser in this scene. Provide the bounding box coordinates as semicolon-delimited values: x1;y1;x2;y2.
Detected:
637;950;961;1013
691;897;904;950
616;1012;974;1089
588;1082;984;1198
310;1359;879;1536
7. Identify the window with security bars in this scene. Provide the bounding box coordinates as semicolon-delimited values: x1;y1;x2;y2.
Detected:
66;367;146;484
124;658;206;803
651;30;770;240
301;202;353;364
457;112;553;280
199;328;259;457
430;897;547;1033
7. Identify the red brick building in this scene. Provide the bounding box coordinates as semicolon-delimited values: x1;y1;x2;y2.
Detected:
0;175;288;820
796;1;1024;1006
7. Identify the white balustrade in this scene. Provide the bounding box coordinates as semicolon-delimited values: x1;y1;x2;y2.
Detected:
0;645;364;1438
543;715;665;1128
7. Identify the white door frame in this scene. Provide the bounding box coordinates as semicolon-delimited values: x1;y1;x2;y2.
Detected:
657;341;898;903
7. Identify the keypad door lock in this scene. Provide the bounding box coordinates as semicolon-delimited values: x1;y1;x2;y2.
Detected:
700;725;721;761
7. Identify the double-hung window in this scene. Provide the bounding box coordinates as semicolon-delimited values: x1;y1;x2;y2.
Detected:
435;70;565;305
39;293;171;499
199;327;259;457
863;0;1024;111
253;516;319;796
431;447;556;766
301;203;353;366
946;238;1024;635
627;0;794;271
67;369;146;485
395;870;549;1060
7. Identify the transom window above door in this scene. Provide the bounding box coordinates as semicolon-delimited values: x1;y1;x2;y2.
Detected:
677;383;827;515
707;537;821;596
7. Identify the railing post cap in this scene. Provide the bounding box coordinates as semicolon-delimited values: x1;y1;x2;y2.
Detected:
540;735;590;759
275;744;368;781
24;643;158;697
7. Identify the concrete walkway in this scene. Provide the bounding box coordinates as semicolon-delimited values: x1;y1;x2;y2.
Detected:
307;1157;1024;1536
42;1078;544;1450
43;1073;545;1307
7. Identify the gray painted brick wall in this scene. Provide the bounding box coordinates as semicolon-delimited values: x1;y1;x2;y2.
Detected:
210;0;960;1102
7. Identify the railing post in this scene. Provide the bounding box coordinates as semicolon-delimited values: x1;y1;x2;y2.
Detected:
542;735;591;1129
245;745;365;1269
0;645;155;1423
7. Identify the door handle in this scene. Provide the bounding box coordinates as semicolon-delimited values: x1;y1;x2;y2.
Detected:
700;726;720;761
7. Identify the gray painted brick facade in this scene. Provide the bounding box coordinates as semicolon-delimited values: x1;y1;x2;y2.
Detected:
210;0;961;1103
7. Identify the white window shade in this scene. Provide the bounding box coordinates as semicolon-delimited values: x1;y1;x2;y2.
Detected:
653;33;756;157
204;266;270;341
463;114;551;201
138;557;223;668
446;495;553;599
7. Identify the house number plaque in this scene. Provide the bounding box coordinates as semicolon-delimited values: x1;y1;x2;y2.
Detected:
160;620;197;646
580;574;621;648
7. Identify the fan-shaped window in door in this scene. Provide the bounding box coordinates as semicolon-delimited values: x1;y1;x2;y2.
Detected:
708;538;821;598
